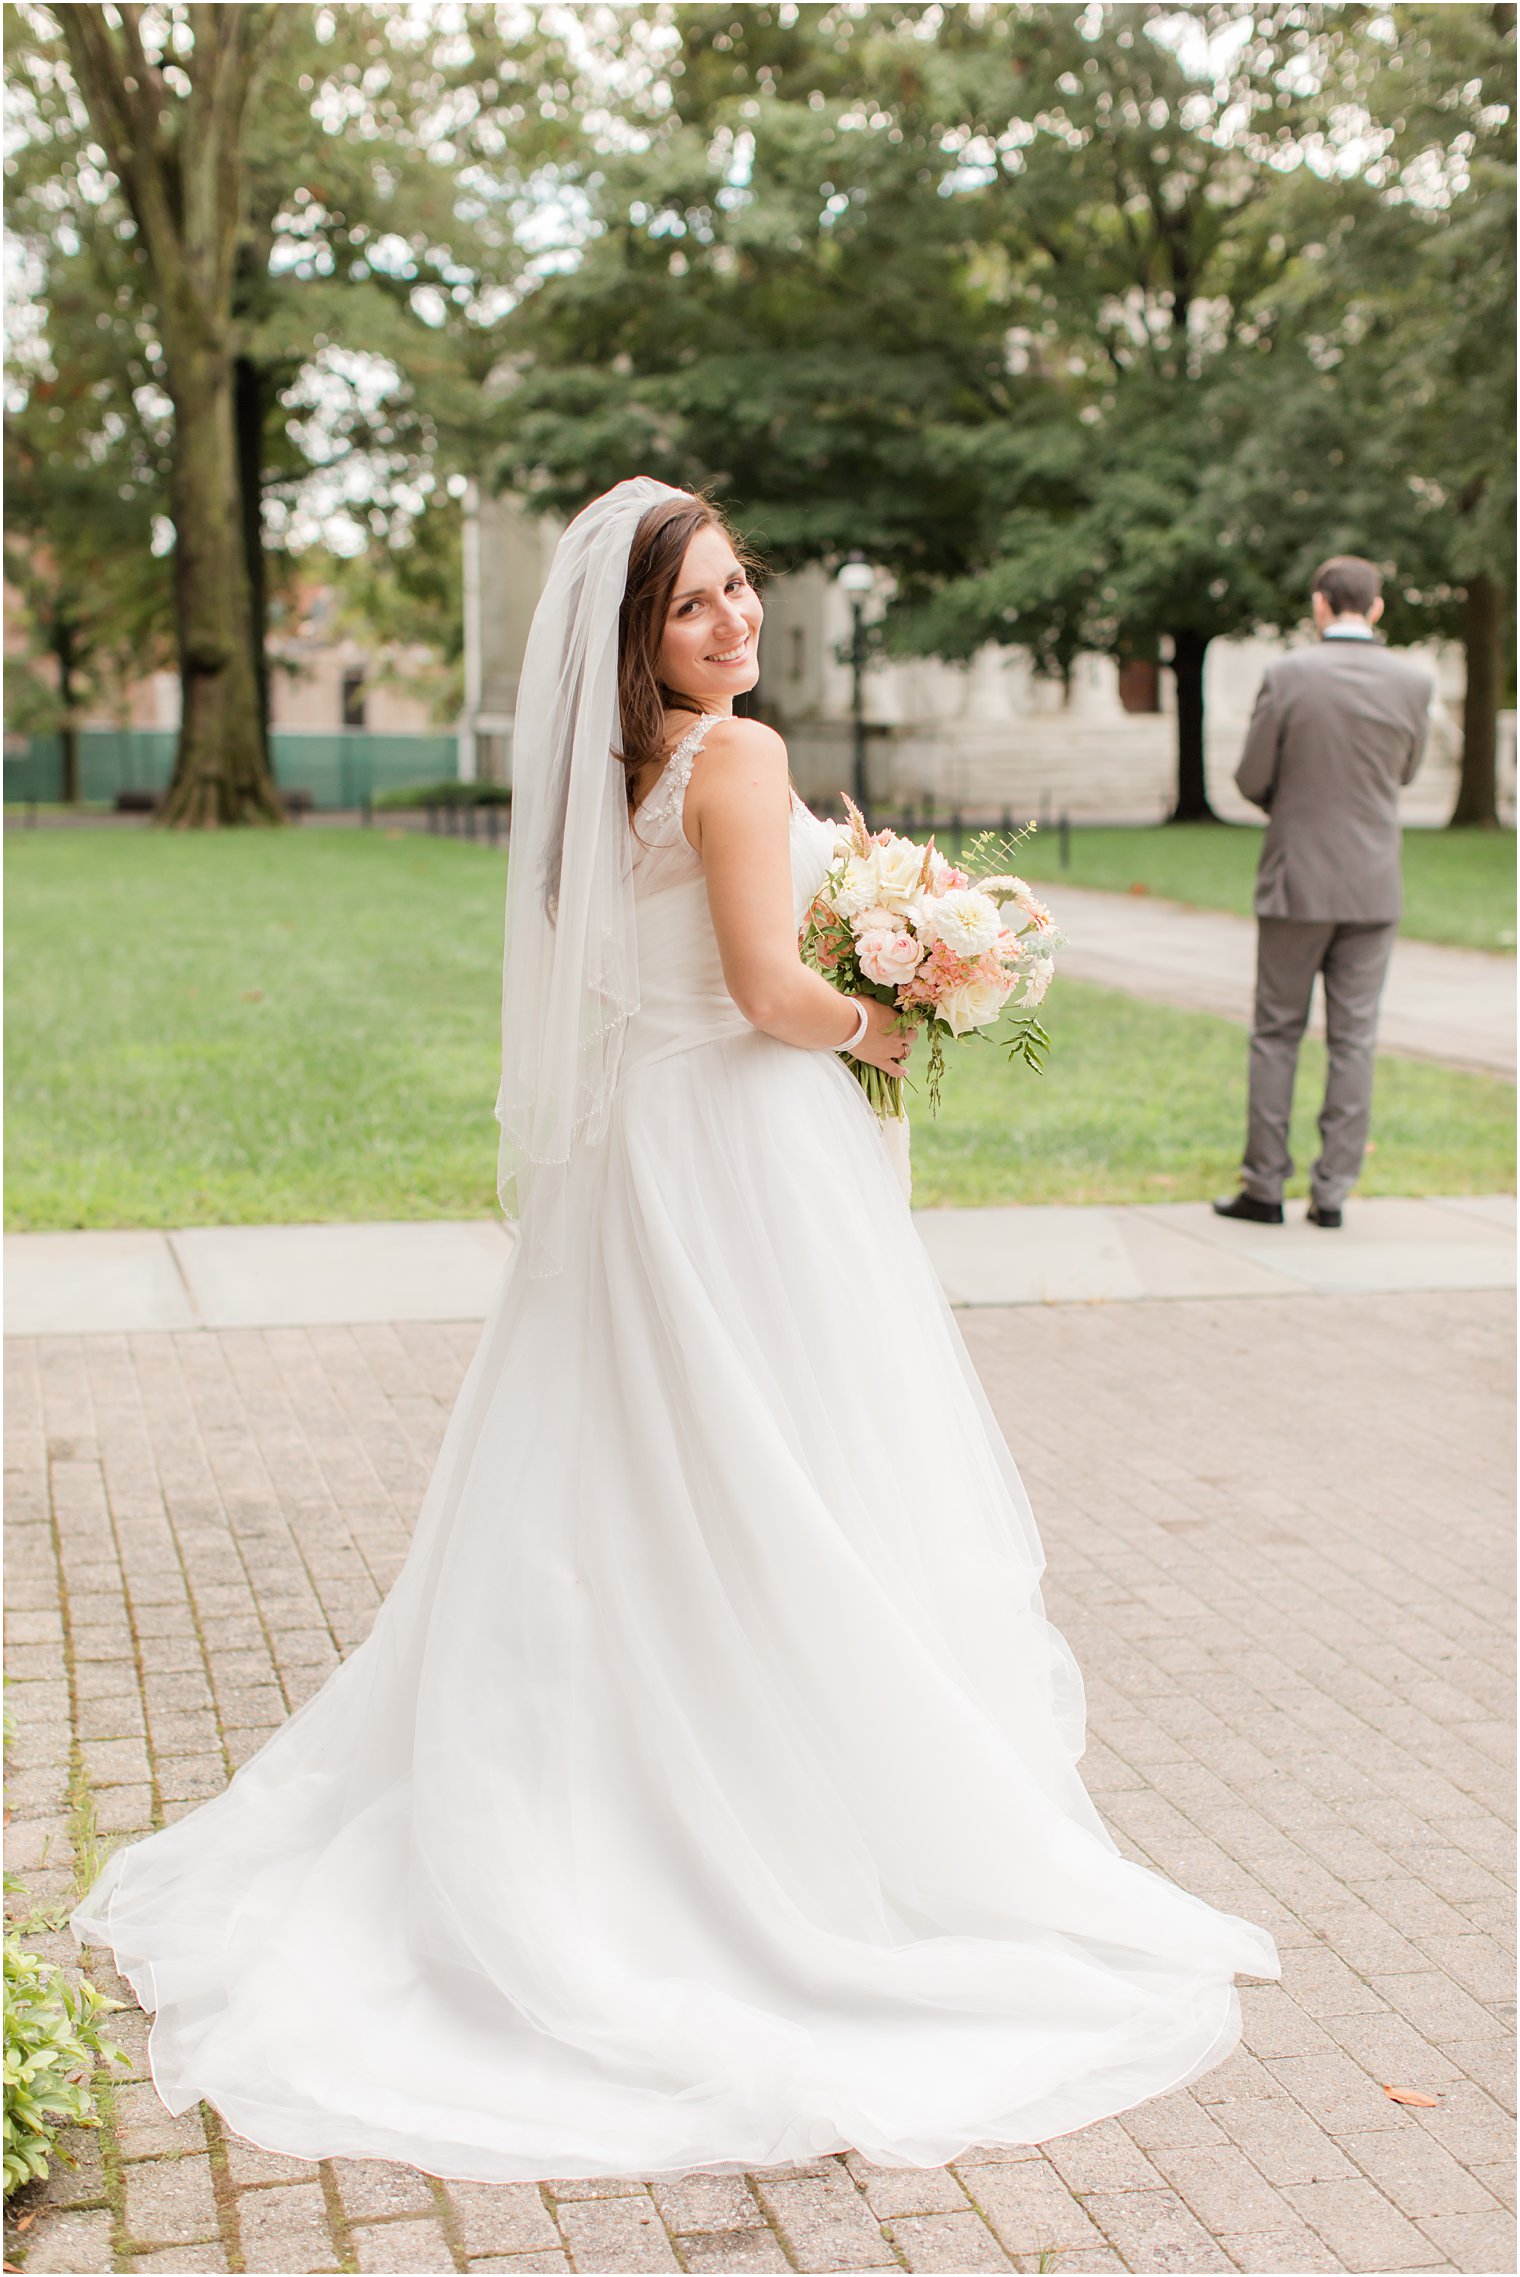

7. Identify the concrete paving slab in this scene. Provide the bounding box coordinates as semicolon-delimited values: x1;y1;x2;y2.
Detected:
168;1219;514;1328
914;1201;1303;1305
4;1199;1511;1333
1165;1192;1483;1246
2;1229;197;1336
1164;1195;1517;1298
1107;1206;1299;1300
1432;1193;1517;1230
913;1196;1515;1308
1266;1236;1516;1296
913;1204;1145;1306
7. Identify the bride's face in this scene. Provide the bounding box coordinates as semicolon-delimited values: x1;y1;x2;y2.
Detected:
658;525;763;708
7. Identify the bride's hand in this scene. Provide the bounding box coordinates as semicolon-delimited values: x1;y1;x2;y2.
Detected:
850;999;916;1075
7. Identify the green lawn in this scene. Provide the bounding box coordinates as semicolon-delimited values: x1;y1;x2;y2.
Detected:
6;830;1513;1231
7;829;508;1231
965;822;1517;954
911;986;1514;1209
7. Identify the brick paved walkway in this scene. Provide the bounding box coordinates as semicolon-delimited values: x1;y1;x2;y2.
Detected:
4;1292;1513;2275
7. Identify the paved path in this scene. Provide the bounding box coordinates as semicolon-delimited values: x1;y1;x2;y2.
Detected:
4;1288;1514;2275
1050;887;1516;1079
7;1198;1513;1337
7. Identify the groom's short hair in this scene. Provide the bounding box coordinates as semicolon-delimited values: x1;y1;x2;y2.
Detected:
1313;555;1382;617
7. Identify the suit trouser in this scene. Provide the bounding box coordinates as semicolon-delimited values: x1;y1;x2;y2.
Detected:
1241;918;1399;1210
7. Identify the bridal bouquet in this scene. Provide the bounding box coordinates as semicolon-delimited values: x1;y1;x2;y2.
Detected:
800;799;1063;1118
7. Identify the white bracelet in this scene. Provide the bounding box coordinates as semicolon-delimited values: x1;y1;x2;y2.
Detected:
833;997;870;1053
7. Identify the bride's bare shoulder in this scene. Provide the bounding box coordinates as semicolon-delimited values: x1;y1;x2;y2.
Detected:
685;717;791;852
695;715;788;782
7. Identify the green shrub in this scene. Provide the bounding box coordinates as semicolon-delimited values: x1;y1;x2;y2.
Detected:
4;1689;127;2199
3;1901;127;2197
372;778;511;810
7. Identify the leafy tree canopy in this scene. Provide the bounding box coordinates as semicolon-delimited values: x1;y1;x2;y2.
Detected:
495;1;1514;817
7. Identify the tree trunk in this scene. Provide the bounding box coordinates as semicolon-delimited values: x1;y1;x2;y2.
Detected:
59;721;80;806
1450;574;1502;829
1168;628;1216;821
60;4;278;827
53;616;81;804
235;353;271;764
159;344;280;826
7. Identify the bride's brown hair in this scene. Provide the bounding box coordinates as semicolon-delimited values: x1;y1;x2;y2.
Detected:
617;493;760;803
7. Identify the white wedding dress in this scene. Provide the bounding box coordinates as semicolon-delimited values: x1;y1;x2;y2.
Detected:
72;713;1279;2181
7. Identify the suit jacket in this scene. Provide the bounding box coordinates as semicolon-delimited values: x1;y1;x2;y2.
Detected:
1235;637;1433;922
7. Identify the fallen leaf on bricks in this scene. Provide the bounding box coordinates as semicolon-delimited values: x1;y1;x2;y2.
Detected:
1383;2084;1440;2106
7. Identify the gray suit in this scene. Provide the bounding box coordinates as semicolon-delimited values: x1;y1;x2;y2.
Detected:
1233;634;1433;1210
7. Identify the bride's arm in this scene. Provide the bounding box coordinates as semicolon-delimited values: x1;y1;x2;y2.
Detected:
686;717;911;1075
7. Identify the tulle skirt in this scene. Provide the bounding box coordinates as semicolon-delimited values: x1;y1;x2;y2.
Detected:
72;1029;1279;2180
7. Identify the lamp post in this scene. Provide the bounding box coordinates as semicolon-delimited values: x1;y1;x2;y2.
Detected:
458;478;481;784
835;555;875;820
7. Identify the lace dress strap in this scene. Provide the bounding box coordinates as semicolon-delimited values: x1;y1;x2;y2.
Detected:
636;712;723;838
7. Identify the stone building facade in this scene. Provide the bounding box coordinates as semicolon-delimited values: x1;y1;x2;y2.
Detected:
465;495;1505;828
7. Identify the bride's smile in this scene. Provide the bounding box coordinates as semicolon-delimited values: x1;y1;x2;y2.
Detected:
658;521;764;706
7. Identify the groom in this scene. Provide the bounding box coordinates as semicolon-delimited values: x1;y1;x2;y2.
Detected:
1215;555;1434;1230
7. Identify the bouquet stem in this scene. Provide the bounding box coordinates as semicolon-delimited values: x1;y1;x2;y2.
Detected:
849;1062;906;1119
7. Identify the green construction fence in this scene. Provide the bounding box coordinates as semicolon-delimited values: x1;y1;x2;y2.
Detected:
4;729;462;810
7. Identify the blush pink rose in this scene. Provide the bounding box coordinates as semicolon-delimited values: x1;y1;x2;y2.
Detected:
857;927;925;987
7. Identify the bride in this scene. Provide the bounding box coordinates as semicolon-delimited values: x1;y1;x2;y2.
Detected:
72;476;1279;2183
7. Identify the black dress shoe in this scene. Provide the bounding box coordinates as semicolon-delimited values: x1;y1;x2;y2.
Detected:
1211;1192;1283;1225
1306;1202;1343;1228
